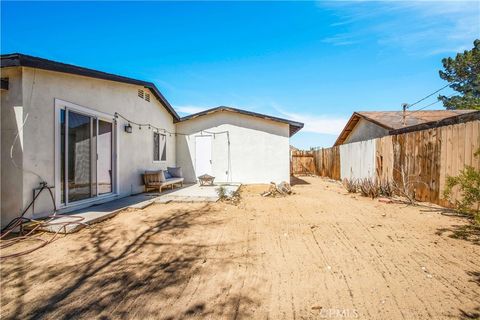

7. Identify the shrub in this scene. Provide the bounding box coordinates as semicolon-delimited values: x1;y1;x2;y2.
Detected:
216;186;228;200
443;165;480;224
216;185;242;204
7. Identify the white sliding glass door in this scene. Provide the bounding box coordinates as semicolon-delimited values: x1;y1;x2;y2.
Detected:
58;103;115;207
97;120;113;195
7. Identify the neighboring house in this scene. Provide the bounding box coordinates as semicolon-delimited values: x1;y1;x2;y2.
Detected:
334;110;479;146
0;53;303;227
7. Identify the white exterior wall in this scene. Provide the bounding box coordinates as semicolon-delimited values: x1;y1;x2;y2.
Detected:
340;139;376;181
176;111;290;184
1;67;24;225
344;118;389;144
1;67;176;226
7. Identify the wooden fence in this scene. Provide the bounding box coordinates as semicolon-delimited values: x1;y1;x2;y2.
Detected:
290;150;316;175
291;147;341;180
291;120;480;207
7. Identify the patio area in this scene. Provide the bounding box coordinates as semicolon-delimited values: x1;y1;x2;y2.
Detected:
41;183;241;233
155;183;240;203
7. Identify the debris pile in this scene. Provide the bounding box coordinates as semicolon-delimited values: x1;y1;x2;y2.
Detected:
261;181;292;197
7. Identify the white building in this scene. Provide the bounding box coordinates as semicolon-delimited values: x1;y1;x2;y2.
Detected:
0;53;303;227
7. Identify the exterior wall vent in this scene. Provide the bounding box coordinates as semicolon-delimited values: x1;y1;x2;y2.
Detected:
137;89;150;102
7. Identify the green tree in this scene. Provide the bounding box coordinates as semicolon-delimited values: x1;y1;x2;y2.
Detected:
438;39;480;110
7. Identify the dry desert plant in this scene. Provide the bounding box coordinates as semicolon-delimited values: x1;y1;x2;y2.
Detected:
358;178;380;199
342;178;358;193
379;179;394;197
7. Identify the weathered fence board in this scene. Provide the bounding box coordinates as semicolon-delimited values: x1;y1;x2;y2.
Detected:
438;120;480;206
376;135;394;182
312;147;340;180
391;128;442;203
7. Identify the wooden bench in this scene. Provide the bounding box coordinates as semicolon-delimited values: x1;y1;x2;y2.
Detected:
143;170;184;193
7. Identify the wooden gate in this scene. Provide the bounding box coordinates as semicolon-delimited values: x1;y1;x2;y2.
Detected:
291;150;316;175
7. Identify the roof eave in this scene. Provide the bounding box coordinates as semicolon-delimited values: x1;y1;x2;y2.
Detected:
1;53;180;120
177;106;304;137
333;112;396;146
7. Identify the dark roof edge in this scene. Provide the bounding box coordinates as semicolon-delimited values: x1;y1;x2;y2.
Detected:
1;53;179;120
334;112;381;146
333;111;400;146
389;110;480;135
176;106;304;137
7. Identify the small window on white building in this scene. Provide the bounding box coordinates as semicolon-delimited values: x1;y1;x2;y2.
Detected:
153;132;166;161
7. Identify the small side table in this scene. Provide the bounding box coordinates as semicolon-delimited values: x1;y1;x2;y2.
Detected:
198;174;215;186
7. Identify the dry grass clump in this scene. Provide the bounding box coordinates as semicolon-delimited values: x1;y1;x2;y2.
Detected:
343;177;396;200
216;186;242;205
379;179;394;197
358;178;380;199
342;178;358;193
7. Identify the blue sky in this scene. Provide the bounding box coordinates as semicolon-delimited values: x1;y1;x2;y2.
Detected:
2;1;479;148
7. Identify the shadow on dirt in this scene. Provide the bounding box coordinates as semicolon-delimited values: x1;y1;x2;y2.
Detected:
436;223;480;245
290;175;311;186
459;271;480;319
1;204;259;320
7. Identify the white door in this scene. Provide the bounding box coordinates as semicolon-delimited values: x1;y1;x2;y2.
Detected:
195;136;212;177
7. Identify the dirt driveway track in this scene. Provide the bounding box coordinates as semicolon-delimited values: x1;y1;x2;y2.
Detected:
1;177;479;319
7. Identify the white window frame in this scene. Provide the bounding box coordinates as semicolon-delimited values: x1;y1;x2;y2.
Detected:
153;131;167;163
54;98;119;209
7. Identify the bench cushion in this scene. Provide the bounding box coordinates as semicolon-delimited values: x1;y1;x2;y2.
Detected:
163;177;184;185
167;167;183;178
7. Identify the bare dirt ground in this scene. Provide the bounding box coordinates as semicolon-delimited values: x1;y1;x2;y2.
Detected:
1;176;479;320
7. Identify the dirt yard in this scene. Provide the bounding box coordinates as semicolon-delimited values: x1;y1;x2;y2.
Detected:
1;177;479;319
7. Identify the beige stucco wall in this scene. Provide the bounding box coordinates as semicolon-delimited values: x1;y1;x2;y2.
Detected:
344;118;389;144
1;66;176;226
1;67;24;226
176;111;290;184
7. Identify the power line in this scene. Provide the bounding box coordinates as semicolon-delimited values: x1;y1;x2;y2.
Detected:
408;84;450;108
409;94;455;114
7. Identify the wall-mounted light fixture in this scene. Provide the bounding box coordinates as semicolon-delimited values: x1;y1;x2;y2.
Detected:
124;123;132;133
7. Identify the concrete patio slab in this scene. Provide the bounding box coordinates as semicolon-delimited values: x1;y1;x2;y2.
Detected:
38;193;160;234
154;183;240;203
38;184;240;233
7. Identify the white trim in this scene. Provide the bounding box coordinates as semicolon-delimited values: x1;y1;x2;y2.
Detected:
54;98;118;209
153;132;167;163
55;98;114;119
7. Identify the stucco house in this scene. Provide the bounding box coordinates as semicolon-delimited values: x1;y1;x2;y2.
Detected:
334;110;478;146
0;53;303;227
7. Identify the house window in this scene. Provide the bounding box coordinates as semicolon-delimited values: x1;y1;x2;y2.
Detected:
153;132;166;161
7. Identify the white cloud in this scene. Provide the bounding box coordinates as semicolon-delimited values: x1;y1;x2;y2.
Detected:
278;110;348;135
175;105;208;114
322;33;360;46
319;1;480;55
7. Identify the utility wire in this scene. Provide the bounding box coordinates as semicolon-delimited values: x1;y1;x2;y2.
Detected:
408;94;454;114
408;84;450;108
